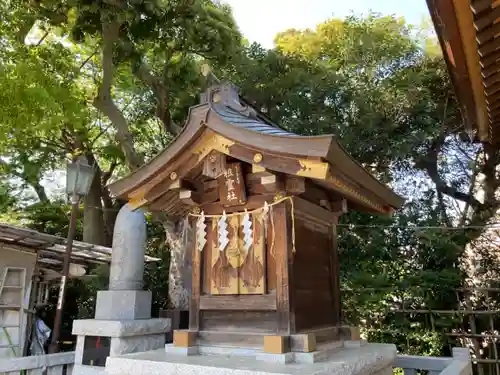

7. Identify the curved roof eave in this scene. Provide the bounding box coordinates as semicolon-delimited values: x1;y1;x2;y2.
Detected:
207;109;404;211
108;104;209;198
325;141;405;209
108;105;405;213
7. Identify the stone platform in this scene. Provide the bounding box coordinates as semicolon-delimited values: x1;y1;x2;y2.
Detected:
105;342;396;375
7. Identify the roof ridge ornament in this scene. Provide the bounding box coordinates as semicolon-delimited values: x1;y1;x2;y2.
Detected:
200;64;257;119
212;84;257;119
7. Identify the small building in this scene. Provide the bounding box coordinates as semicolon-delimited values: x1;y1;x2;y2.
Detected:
108;82;404;353
0;223;157;359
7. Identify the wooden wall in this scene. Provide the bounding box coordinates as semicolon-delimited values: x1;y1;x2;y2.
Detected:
292;200;341;332
191;198;341;336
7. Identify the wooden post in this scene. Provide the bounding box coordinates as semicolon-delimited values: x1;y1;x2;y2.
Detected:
329;215;341;325
189;218;201;331
274;202;295;334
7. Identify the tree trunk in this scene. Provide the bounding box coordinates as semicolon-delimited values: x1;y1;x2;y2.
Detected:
83;169;107;246
163;218;192;309
31;181;49;203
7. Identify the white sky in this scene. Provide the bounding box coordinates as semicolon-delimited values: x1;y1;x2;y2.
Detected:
223;0;431;48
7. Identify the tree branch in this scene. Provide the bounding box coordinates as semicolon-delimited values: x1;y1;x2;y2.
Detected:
415;134;482;208
89;123;112;147
133;59;182;136
78;50;98;72
36;31;49;46
93;17;144;171
460;151;480;226
101;161;118;186
0;158;49;203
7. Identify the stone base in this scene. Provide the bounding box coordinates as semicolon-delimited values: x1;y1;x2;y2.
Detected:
95;290;152;320
72;364;107;375
165;339;366;365
106;343;396;375
72;318;171;364
73;319;170;338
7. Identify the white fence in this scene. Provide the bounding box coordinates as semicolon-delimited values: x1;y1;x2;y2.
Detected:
0;352;74;375
395;348;472;375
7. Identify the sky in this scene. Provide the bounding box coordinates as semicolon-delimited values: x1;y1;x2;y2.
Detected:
223;0;431;48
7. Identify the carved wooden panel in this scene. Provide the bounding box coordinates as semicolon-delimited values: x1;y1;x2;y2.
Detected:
211;216;239;294
209;213;265;295
239;212;265;294
218;163;247;206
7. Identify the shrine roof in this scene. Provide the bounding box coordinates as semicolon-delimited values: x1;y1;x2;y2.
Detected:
108;83;405;216
212;103;298;137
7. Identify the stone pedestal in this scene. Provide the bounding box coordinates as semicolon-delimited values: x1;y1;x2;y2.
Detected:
73;319;170;358
71;204;170;375
95;290;153;320
72;310;170;375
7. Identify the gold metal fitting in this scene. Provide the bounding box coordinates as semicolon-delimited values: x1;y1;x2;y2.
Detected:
253;153;263;163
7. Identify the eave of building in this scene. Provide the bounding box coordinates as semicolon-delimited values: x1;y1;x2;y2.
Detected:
108;106;404;215
0;223;159;272
427;0;497;142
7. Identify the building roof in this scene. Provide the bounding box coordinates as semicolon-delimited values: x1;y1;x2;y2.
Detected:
212;103;298;137
108;83;405;215
426;0;500;143
0;223;159;270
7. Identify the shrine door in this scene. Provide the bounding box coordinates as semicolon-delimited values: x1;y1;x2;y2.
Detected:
207;212;266;295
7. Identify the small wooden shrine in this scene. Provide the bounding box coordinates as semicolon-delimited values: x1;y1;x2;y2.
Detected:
108;82;404;354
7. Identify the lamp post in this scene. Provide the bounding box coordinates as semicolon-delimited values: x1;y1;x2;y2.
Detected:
48;156;95;354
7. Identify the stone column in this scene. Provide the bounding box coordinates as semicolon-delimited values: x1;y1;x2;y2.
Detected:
72;204;170;375
95;204;151;320
109;204;147;291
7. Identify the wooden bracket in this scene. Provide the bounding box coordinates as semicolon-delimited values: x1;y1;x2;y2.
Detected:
252;164;266;173
247;171;283;195
331;198;348;214
179;190;202;206
201;180;219;203
285;176;306;195
169;179;195;191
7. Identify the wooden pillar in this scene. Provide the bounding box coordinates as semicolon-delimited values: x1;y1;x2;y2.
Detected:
189;218;201;331
274;202;295;334
329;215;341;325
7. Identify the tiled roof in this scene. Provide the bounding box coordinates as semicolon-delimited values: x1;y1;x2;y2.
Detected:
212;102;299;137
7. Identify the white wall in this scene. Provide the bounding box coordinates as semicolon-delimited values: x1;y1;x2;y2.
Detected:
0;246;37;358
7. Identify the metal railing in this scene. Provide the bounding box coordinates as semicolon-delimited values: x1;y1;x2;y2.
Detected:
0;352;74;375
395;348;472;375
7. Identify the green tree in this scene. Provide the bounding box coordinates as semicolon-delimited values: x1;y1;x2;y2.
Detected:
218;15;493;356
2;4;498;361
0;0;242;311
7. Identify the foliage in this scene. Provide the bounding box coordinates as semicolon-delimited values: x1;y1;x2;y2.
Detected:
1;4;500;362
